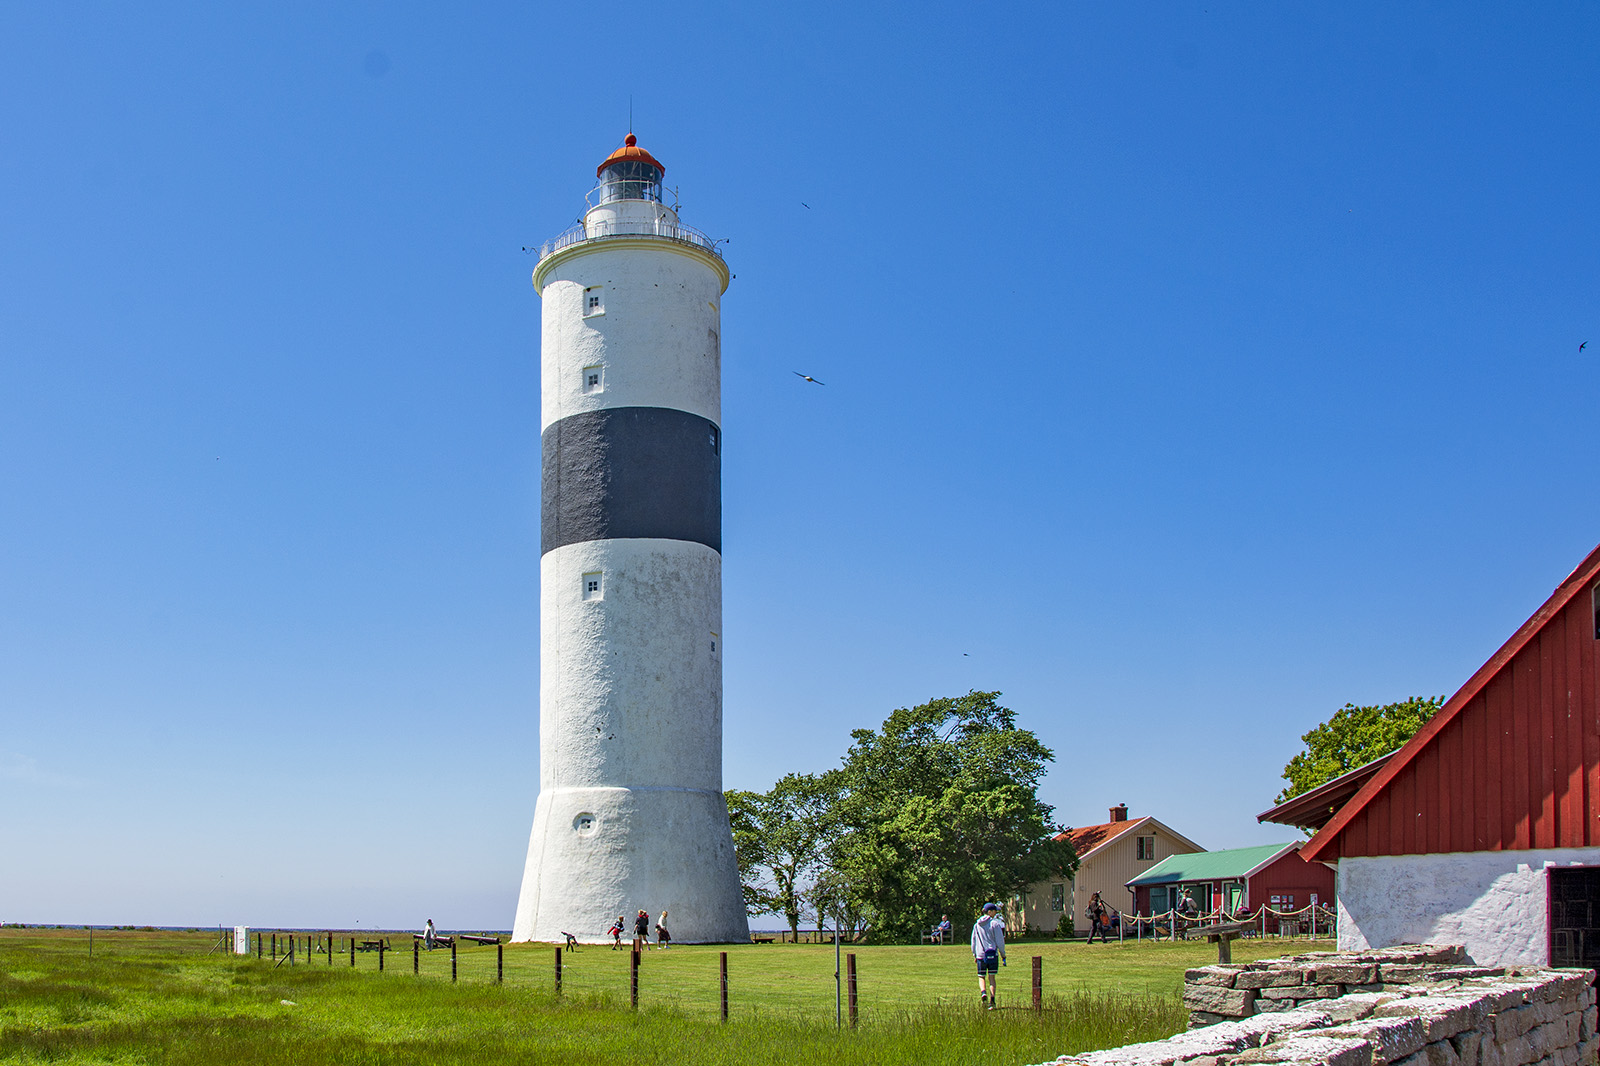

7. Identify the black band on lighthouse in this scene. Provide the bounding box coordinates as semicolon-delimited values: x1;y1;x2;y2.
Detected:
542;406;721;556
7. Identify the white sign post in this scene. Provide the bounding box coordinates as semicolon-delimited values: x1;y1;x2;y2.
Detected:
233;926;249;955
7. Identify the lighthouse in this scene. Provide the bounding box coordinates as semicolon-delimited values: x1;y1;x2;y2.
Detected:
512;135;749;944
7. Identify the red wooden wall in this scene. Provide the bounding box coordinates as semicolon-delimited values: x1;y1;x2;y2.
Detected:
1312;557;1600;860
1249;849;1335;905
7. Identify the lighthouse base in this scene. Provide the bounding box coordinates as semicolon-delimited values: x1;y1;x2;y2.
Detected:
512;784;750;944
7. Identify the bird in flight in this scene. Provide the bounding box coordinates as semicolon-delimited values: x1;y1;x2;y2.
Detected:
793;371;825;385
1581;341;1588;352
801;202;811;209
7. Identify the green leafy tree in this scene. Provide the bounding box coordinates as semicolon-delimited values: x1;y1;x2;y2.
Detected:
726;772;837;938
825;690;1077;941
1276;696;1444;803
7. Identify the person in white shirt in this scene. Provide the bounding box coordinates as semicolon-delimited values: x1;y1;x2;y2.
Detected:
970;902;1007;1008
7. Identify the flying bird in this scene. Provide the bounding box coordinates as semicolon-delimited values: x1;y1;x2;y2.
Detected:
1581;341;1588;352
793;371;825;385
801;202;811;209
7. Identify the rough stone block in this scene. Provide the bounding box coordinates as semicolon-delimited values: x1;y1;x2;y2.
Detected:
1259;1035;1373;1066
1189;966;1242;987
1432;969;1508;981
1263;985;1340;1001
1383;966;1441;983
1425;1038;1463;1066
1185;985;1257;1017
1239;969;1309;989
1497;1005;1539;1044
1579;1006;1596;1042
1189;1011;1231;1028
1451;1030;1483;1066
1341;1017;1428;1064
1315;966;1379;985
1326;994;1399;1024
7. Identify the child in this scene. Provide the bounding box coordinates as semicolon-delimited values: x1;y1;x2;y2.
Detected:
608;915;625;949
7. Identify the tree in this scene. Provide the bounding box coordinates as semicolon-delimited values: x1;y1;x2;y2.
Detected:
726;772;837;939
1276;696;1444;803
825;690;1077;941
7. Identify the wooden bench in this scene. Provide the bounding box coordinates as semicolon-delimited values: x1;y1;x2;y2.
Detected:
358;938;390;952
1186;921;1250;963
751;935;775;944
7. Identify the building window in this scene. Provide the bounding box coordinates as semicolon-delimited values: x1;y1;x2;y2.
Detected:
1137;835;1156;860
708;425;718;453
582;571;603;601
1050;883;1065;912
583;365;603;394
583;286;604;317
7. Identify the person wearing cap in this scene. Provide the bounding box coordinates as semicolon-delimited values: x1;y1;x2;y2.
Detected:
970;902;1007;1009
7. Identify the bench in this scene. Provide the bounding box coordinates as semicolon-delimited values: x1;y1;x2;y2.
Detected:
1186;921;1250;963
751;935;775;944
358;938;390;952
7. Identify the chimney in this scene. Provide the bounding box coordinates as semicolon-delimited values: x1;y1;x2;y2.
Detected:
1110;804;1128;823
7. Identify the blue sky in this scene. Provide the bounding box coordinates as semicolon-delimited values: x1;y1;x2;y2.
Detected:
2;2;1597;930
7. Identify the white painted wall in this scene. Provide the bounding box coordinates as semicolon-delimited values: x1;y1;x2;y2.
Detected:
1337;848;1600;966
538;242;724;431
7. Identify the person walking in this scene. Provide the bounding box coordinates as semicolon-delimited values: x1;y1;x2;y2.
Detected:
970;902;1007;1009
632;909;652;952
1085;892;1109;944
423;919;436;950
655;910;671;949
608;915;625;949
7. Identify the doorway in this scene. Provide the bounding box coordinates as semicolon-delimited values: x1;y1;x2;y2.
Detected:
1548;867;1600;967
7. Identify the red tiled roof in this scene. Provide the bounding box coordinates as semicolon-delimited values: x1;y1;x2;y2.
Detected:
1056;817;1145;858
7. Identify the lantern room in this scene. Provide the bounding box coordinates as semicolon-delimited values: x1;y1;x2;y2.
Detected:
594;134;664;204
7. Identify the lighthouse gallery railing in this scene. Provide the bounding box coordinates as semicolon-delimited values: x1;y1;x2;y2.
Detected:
538;219;724;263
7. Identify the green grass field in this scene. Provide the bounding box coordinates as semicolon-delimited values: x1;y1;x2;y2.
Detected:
0;927;1330;1065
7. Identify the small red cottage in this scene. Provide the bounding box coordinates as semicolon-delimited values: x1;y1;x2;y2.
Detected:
1261;541;1600;968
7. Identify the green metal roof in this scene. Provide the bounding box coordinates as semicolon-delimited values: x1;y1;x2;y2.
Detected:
1125;843;1300;886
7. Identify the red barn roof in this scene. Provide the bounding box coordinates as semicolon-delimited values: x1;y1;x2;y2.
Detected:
1301;541;1600;864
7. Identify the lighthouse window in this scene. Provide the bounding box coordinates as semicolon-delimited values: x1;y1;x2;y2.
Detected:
583;365;604;394
582;571;603;601
708;426;718;453
583;286;604;317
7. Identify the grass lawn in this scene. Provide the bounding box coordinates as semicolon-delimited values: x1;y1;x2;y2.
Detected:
0;928;1333;1065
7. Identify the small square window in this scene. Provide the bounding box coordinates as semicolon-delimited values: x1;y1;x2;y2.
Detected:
583;365;604;395
583;286;604;317
708;425;718;453
582;571;603;601
1136;835;1156;861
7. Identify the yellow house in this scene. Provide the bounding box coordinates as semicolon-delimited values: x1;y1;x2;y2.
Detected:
1015;805;1206;935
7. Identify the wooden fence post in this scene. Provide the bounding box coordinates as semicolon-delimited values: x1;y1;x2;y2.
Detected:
257;933;262;959
720;951;728;1022
555;947;562;994
272;933;277;958
630;948;640;1009
846;952;858;1028
1032;956;1042;1012
378;941;385;972
497;942;503;983
349;937;355;967
451;940;457;983
414;940;419;975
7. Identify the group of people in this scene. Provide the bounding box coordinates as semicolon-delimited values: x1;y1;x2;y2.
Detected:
607;909;671;950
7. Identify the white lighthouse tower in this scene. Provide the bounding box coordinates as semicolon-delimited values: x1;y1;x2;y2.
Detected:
512;135;749;944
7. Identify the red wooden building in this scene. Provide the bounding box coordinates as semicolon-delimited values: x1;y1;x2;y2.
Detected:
1261;541;1600;967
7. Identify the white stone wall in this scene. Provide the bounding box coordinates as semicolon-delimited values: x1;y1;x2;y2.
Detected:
1337;849;1600;967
